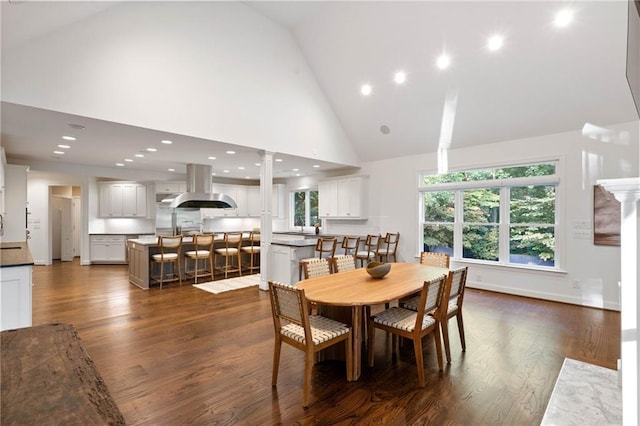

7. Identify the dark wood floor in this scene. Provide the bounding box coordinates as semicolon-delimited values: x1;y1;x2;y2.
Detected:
28;259;620;425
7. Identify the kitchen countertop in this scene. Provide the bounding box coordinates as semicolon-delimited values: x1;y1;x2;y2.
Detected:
0;242;34;268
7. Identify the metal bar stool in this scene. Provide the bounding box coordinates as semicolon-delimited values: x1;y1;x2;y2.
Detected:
151;235;183;288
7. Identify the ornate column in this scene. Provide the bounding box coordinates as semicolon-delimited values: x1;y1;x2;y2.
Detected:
598;177;640;426
258;151;274;291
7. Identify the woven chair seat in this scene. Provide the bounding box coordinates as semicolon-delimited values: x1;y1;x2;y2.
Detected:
372;307;435;332
281;315;350;345
355;250;374;259
447;301;459;315
152;253;178;261
185;250;210;258
241;246;260;253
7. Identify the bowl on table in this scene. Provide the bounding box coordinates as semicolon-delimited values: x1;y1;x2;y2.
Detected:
365;261;391;279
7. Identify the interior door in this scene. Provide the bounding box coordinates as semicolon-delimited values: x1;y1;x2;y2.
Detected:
60;197;73;262
73;196;81;257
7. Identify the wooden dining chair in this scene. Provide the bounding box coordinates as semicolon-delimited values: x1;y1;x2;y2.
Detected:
240;231;260;275
401;267;467;363
268;280;353;407
355;234;381;267
420;251;450;268
368;274;449;387
376;232;400;263
331;254;356;273
150;235;183;288
298;237;337;279
214;231;243;279
302;257;331;280
184;233;214;283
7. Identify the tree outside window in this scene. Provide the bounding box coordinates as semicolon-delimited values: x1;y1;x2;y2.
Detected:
292;190;318;228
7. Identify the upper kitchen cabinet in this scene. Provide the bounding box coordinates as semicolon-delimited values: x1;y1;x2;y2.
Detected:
319;176;368;219
155;181;186;194
247;184;284;218
99;182;148;218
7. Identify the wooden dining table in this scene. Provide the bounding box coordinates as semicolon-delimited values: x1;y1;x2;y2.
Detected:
296;262;449;380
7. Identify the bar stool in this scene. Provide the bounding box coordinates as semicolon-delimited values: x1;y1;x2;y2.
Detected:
376;232;400;262
241;231;261;275
355;234;382;267
215;231;243;279
151;235;183;288
298;237;337;280
341;236;361;256
184;233;215;283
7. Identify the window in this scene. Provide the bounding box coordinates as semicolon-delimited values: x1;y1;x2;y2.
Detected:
291;190;319;228
420;162;558;268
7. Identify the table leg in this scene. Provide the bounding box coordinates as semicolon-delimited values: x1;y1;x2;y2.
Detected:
351;305;362;380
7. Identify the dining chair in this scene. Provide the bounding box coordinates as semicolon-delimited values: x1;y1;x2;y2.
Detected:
268;280;353;407
341;236;361;256
355;234;382;267
420;251;450;268
302;257;332;280
150;235;183;288
331;254;356;273
240;231;261;275
401;267;467;363
184;233;215;283
376;232;400;263
298;237;337;279
214;231;243;279
367;274;449;387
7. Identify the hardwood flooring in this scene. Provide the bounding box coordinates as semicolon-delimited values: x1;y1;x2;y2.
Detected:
27;260;620;425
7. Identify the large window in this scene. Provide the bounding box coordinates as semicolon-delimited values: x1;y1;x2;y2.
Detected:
420;162;558;268
292;190;318;228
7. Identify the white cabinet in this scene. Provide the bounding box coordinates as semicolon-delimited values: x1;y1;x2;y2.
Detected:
99;183;147;218
0;264;32;331
90;235;126;263
155;181;186;194
319;176;368;219
271;244;315;285
247;187;261;217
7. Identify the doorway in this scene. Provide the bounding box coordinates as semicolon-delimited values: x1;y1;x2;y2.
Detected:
50;186;81;261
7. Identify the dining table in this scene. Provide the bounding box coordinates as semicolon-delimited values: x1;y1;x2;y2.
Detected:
296;262;449;380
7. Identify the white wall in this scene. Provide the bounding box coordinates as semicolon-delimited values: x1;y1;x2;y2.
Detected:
360;121;639;310
2;1;359;168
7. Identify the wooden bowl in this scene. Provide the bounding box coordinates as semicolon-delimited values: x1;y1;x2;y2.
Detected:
366;261;391;279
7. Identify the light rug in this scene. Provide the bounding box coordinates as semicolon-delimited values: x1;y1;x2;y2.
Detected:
193;274;260;294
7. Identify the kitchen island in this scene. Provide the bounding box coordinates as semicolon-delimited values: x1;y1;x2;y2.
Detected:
1;242;34;331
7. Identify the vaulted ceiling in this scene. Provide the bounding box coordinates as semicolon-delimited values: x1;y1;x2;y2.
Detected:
1;1;637;179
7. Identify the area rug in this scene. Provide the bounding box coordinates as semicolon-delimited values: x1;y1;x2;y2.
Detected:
193;274;260;294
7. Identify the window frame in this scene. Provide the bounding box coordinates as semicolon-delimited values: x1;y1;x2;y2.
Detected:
290;189;319;230
418;159;563;271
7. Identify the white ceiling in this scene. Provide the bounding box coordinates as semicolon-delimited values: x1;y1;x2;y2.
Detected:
1;1;637;180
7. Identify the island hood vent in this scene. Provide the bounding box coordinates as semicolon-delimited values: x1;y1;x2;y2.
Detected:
160;164;237;209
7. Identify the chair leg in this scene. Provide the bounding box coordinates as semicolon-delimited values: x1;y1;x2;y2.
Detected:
272;338;282;386
413;335;425;387
303;349;314;408
367;320;375;367
345;333;353;382
159;262;164;289
177;259;182;286
457;312;466;352
441;319;452;364
434;327;444;372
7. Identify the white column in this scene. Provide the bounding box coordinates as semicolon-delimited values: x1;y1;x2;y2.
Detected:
599;177;640;426
258;151;274;291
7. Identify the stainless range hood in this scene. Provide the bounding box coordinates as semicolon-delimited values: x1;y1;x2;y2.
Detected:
160;164;237;209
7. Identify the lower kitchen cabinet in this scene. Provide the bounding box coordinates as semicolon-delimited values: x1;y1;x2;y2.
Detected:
90;235;126;264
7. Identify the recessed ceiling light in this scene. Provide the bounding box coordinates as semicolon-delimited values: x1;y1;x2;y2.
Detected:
223;170;230;173
226;150;235;155
360;83;372;96
293;168;299;172
296;173;301;177
245;176;251;179
208;156;217;160
394;71;407;84
275;158;283;162
53;150;65;155
161;140;172;144
380;125;391;135
68;124;85;130
124;158;133;162
436;54;451;70
487;35;504;51
135;154;144;158
62;136;76;141
254;163;260;166
554;9;573;27
116;163;124;167
238;166;245;170
313;165;320;168
57;144;71;149
168;168;175;172
146;147;157;152
212;172;217;176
